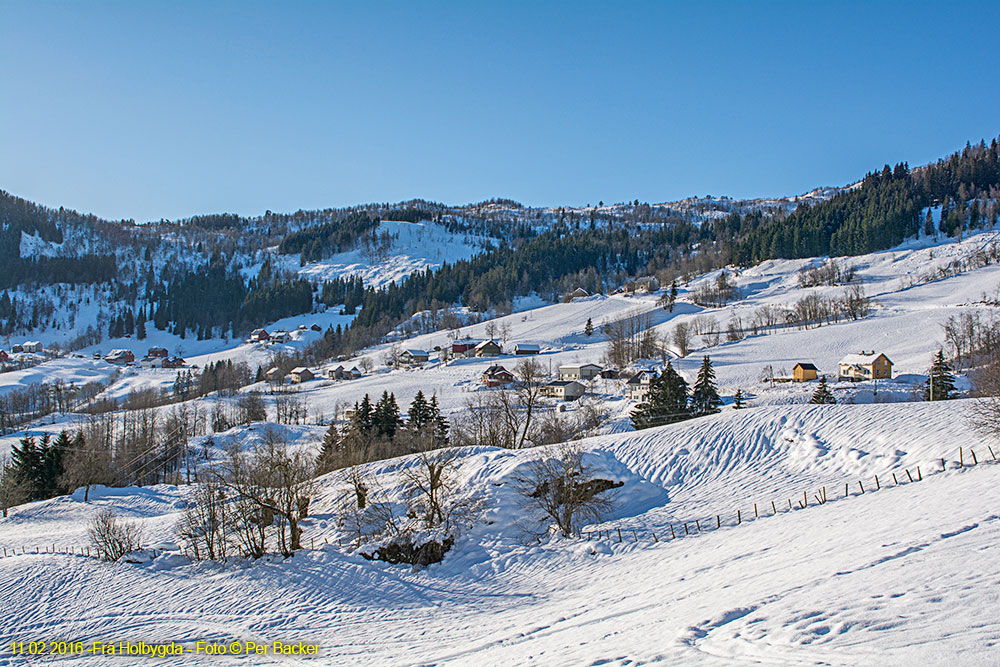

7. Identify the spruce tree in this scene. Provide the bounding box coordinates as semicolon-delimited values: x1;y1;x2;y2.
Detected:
733;388;744;409
408;390;432;430
353;395;375;434
810;376;836;404
690;356;721;416
923;350;956;401
430;395;449;445
373;391;401;438
584;318;594;337
630;363;691;429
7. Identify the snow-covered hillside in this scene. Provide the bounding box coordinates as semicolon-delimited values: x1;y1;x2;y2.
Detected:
289;220;491;288
2;399;998;665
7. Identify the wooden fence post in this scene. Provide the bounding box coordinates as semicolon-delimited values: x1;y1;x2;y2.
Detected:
971;450;978;465
754;503;758;518
716;515;721;528
617;527;622;542
917;466;921;481
941;458;946;472
892;472;898;485
858;480;864;494
959;448;963;467
875;475;880;490
844;483;849;497
695;520;701;533
632;530;638;542
670;525;675;539
802;491;808;507
989;446;997;461
771;500;776;514
652;532;658;542
684;523;689;535
737;510;741;525
905;469;914;483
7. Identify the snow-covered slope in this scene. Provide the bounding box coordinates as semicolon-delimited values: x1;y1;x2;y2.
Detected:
1;399;998;665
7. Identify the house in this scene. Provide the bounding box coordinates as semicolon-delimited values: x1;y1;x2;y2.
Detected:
398;349;430;368
289;367;314;383
348;367;362;379
328;365;347;380
627;276;660;293
600;368;620;379
558;363;603;382
23;341;43;353
11;344;23;354
147;347;169;358
265;367;285;383
162;356;185;369
625;369;657;401
452;337;480;357
482;364;515;387
0;350;8;362
838;352;893;382
311;323;322;332
249;328;270;343
297;324;308;331
565;287;590;300
104;349;135;365
540;380;586;401
474;339;502;357
271;330;290;344
792;362;819;382
514;343;541;355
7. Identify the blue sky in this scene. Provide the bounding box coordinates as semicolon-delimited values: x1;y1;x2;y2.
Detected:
2;1;999;221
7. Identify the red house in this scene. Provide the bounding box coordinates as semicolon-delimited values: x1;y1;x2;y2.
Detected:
147;347;168;358
249;328;270;343
104;349;135;365
482;365;515;387
0;350;8;362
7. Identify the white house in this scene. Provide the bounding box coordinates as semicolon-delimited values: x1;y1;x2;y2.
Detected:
558;363;603;382
541;380;586;401
625;369;657;401
838;352;893;381
398;349;430;368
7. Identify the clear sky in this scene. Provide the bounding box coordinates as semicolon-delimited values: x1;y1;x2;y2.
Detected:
2;1;999;222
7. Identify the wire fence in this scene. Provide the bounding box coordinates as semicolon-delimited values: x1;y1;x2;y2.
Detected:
579;445;999;545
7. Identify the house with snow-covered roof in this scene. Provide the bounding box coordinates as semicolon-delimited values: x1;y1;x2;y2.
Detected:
398;349;430;368
838;352;892;382
558;363;603;382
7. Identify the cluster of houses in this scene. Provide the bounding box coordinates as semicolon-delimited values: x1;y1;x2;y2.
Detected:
394;338;540;370
482;360;621;402
773;352;894;384
248;324;322;346
2;341;44;362
264;363;364;385
99;347;186;368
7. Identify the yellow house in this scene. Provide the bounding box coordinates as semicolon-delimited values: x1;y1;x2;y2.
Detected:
792;363;819;382
838;352;892;381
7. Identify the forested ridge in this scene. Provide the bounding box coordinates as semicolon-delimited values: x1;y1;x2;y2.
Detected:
3;136;999;355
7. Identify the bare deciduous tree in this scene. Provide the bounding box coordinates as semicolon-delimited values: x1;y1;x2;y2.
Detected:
518;444;620;538
89;509;143;561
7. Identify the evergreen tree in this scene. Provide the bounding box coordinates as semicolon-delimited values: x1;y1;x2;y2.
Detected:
733;388;744;409
373;391;401;438
690;356;721;416
254;365;264;383
430;395;449;445
584;317;594;337
810;376;836;404
10;433;63;501
630;363;691;429
353;394;375;434
923;350;956;401
407;390;433;431
660;279;678;312
136;308;146;340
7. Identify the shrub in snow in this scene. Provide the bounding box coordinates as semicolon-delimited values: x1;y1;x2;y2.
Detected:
89;509;143;562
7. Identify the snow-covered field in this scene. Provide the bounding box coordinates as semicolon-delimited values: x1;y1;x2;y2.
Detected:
1;400;998;665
